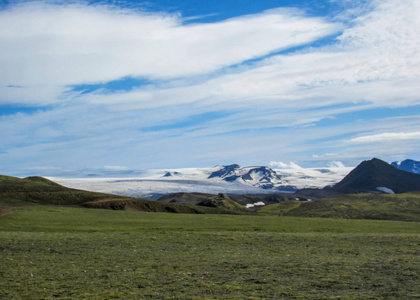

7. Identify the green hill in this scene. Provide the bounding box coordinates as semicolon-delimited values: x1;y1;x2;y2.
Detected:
258;192;420;222
0;175;127;207
159;192;250;213
0;175;68;192
0;175;242;215
196;193;250;212
158;192;215;205
81;198;247;214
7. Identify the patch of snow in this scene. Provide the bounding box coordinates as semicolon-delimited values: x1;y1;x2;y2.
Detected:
394;161;402;167
376;187;395;194
246;201;265;208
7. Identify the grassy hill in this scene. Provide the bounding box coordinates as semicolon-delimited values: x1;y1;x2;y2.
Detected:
0;175;111;206
0;175;67;192
258;192;420;221
196;193;250;212
81;197;247;214
159;192;250;213
229;193;300;205
0;175;243;215
158;192;215;205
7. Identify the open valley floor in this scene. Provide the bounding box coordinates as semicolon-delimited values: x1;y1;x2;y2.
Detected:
1;206;419;299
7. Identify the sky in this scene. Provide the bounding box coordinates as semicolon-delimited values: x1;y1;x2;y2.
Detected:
1;0;420;177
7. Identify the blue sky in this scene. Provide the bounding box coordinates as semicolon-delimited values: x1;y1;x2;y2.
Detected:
1;0;420;177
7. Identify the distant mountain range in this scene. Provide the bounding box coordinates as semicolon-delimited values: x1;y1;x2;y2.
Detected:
162;163;353;192
391;159;420;174
51;158;420;199
156;158;420;220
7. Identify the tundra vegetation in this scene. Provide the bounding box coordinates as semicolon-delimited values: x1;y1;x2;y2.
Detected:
1;205;420;299
1;175;420;298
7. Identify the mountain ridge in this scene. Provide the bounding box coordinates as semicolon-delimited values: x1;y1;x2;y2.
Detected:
207;164;297;192
391;159;420;174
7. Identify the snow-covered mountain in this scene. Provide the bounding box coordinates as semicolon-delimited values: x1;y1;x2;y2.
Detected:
391;159;420;174
208;164;296;191
52;163;353;199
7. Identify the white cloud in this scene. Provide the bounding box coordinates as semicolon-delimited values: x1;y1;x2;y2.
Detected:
268;161;290;169
312;153;338;159
327;161;345;168
269;162;302;169
0;2;339;105
348;132;420;144
3;0;419;112
65;0;420;116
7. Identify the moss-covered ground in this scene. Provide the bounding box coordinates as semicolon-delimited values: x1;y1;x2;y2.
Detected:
258;192;420;222
1;206;420;299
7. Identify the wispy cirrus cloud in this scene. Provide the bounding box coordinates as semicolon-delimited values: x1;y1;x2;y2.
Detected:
67;0;420;115
0;1;339;106
348;132;420;144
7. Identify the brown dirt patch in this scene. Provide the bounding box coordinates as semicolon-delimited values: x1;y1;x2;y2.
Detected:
0;207;13;217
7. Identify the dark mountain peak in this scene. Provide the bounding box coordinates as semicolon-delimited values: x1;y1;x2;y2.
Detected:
353;157;395;174
163;171;180;177
359;157;389;168
208;164;241;179
349;157;392;170
330;157;420;194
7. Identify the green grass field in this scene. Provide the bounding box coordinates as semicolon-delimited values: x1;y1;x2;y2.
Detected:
1;206;420;299
258;192;420;222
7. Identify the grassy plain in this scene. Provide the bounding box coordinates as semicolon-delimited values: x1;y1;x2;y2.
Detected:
1;206;420;299
258;192;420;222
